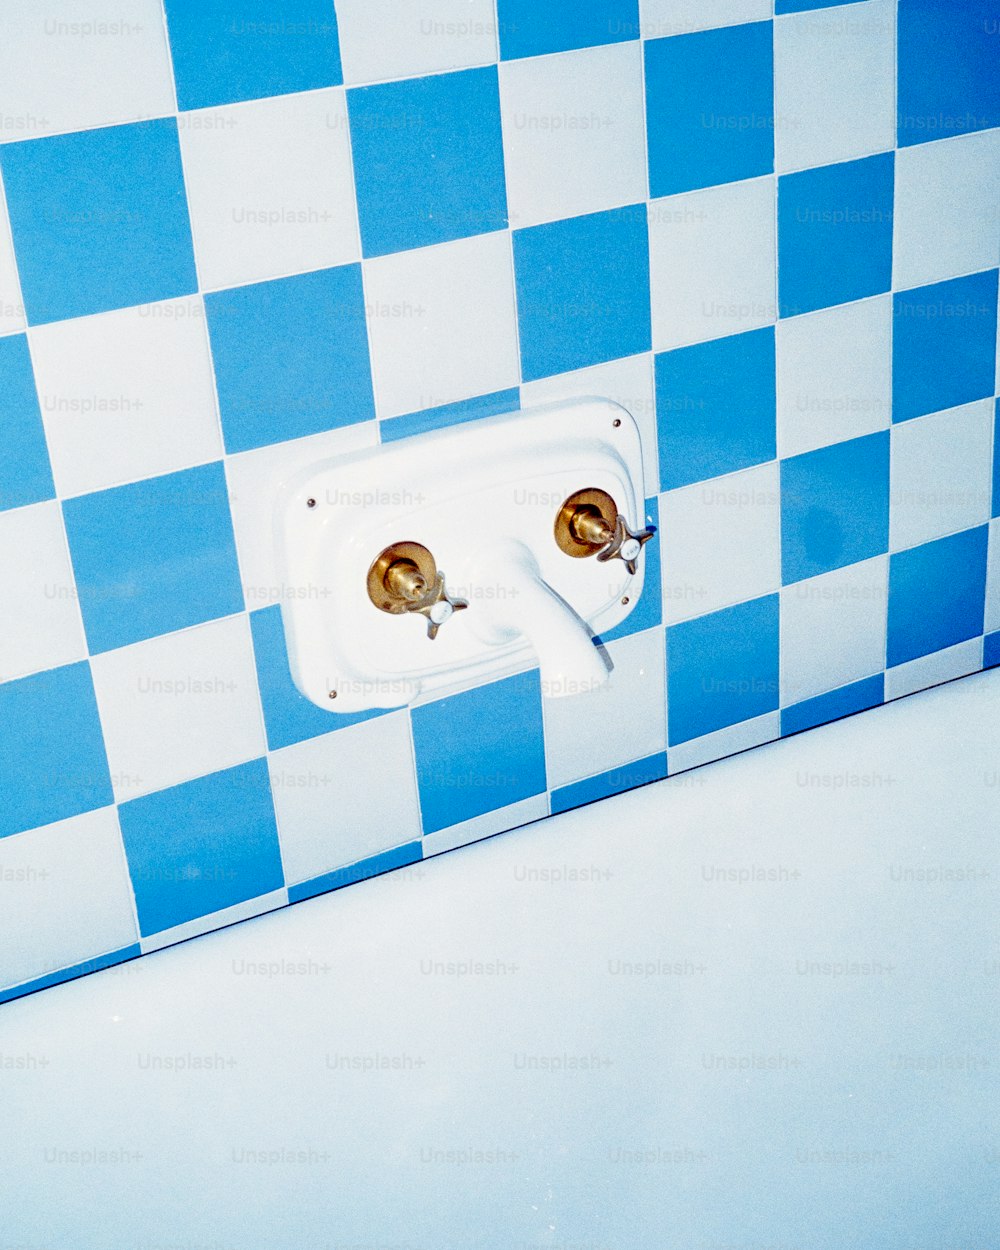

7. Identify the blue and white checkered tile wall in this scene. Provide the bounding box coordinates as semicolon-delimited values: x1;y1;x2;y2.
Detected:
1;0;999;1002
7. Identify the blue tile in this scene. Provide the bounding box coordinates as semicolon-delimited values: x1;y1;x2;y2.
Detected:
550;752;667;815
63;462;244;655
513;205;651;382
0;334;54;512
984;631;1000;670
780;431;890;584
164;0;342;111
778;153;894;318
596;497;662;645
411;670;547;834
776;0;867;10
205;265;374;455
781;674;885;738
0;662;114;839
288;841;423;904
381;388;520;444
993;400;1000;519
118;759;284;937
497;0;639;59
0;120;196;325
898;0;1000;146
645;23;774;198
249;606;385;751
887;526;989;668
892;270;999;425
655;328;776;490
349;67;507;258
0;944;142;1005
667;595;780;746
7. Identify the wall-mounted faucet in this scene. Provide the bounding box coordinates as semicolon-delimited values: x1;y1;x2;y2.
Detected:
276;399;652;711
362;489;654;693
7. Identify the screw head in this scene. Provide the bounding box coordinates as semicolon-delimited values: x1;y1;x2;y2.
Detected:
612;418;621;428
328;689;338;700
621;596;630;606
307;498;317;509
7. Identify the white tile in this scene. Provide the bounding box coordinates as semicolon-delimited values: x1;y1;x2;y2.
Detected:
0;1;174;140
542;629;666;789
893;131;1000;290
336;0;498;84
364;232;519;419
269;712;421;886
780;556;888;706
666;711;779;774
421;794;548;857
226;422;378;610
90;616;266;802
889;401;994;553
0;175;25;335
178;89;360;292
520;353;658;495
0;501;86;682
499;42;646;229
0;807;137;992
776;295;892;458
648;177;777;351
774;0;896;173
30;297;222;498
138;888;288;954
639;0;770;37
884;638;983;702
986;519;1000;635
659;462;781;625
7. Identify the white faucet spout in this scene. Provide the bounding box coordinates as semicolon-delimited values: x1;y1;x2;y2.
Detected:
469;541;611;698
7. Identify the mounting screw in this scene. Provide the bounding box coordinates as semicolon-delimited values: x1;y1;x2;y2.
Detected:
307;498;317;508
612;418;621;428
621;596;630;606
328;689;338;700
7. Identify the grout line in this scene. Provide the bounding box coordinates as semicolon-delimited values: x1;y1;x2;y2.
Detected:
0;109;177;148
155;0;181;115
108;805;145;958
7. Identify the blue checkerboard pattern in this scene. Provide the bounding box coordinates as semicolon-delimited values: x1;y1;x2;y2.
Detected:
1;0;999;1003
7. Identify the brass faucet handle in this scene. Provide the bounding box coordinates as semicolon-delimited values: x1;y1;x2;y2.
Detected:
595;514;655;576
410;570;468;640
555;489;654;575
367;543;468;640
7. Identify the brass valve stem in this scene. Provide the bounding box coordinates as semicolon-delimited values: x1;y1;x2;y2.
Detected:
384;559;427;602
571;509;614;548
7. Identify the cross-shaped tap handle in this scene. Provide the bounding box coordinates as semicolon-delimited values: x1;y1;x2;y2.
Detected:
595;514;656;576
369;543;468;640
409;570;468;640
565;499;655;576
